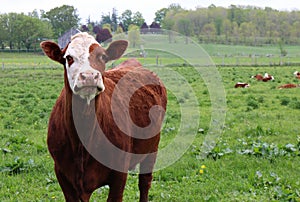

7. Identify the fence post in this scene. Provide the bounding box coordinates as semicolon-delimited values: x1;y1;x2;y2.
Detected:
2;62;4;70
222;56;225;66
236;57;240;66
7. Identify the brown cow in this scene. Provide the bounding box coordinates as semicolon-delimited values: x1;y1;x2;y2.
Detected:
251;73;274;82
40;32;167;202
234;82;250;88
293;71;300;79
278;83;300;89
251;73;263;81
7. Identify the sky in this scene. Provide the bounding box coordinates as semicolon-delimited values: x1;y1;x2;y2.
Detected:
1;0;300;24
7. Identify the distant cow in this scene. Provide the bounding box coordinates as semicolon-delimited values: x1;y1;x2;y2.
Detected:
278;83;300;89
293;71;300;79
251;73;274;82
234;82;250;88
251;73;263;81
40;32;167;202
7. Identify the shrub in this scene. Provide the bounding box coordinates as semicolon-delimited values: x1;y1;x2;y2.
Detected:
247;99;259;109
280;97;290;106
289;100;300;109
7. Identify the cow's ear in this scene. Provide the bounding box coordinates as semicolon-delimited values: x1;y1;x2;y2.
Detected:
105;40;128;62
40;41;66;65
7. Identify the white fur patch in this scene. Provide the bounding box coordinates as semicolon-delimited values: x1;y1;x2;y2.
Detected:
64;32;104;103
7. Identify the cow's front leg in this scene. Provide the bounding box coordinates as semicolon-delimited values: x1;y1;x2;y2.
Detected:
54;166;80;202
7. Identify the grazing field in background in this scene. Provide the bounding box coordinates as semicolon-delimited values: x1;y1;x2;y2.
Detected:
0;46;300;201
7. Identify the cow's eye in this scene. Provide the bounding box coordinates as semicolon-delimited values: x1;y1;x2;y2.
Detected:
66;55;74;66
101;55;108;62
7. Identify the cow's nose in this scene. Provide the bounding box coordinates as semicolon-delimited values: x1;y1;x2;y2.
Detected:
79;72;100;82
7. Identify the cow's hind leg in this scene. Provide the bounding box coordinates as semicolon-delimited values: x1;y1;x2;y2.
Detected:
138;154;157;202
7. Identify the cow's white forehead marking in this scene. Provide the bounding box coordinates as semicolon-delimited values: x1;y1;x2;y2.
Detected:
65;32;100;59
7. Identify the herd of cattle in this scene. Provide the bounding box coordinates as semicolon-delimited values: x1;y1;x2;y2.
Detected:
234;71;300;89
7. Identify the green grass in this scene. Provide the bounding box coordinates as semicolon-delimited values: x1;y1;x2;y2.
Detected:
0;50;300;201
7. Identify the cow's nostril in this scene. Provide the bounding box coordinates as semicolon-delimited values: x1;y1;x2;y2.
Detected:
80;73;86;80
97;86;103;92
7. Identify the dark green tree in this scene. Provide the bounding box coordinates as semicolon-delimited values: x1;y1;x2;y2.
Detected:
0;14;10;49
132;11;145;27
154;8;168;24
0;12;52;50
43;5;80;38
19;14;53;50
100;13;112;26
111;8;118;32
120;9;133;31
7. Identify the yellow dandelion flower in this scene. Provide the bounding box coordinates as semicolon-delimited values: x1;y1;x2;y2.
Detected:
201;165;206;169
199;169;204;174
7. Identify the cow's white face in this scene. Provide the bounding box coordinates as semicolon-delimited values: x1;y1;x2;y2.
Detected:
64;33;105;104
40;32;128;105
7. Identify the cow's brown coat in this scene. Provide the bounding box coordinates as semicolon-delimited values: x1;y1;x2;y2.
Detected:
41;36;167;202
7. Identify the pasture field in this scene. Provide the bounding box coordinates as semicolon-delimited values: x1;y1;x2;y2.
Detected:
0;49;300;201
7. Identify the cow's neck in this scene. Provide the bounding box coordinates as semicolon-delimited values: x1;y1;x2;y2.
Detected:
63;71;99;153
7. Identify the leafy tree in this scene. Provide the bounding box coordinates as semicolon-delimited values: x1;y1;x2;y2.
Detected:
222;19;231;41
188;9;209;38
278;40;287;56
175;13;194;44
99;8;118;32
154;8;168;24
231;21;240;44
291;21;300;38
279;21;291;42
239;22;255;44
159;4;183;29
132;11;145;27
3;13;19;49
0;12;52;50
202;23;216;42
102;23;112;33
111;8;118;32
100;13;112;26
128;24;140;48
43;5;80;38
120;10;133;31
168;3;183;11
120;10;145;31
113;25;126;40
20;14;53;50
163;11;176;43
28;9;40;18
0;14;10;49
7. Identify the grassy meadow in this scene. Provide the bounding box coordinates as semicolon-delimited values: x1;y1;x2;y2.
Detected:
0;39;300;201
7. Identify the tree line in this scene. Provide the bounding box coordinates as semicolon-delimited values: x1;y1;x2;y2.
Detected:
160;4;300;46
1;4;300;51
0;5;79;51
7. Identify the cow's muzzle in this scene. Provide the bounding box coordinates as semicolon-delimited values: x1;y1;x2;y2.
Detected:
74;71;105;97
